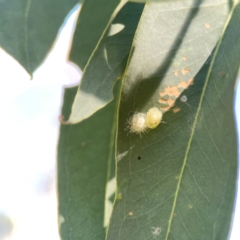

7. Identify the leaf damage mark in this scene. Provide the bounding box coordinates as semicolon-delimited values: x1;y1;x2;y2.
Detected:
181;67;190;75
117;146;134;161
104;177;116;227
59;115;69;125
128;212;133;216
180;95;188;103
117;151;129;161
151;227;161;239
108;23;125;37
160;86;181;97
58;215;65;228
173;70;179;76
219;71;225;77
188;204;193;209
205;23;210;29
178;78;194;90
172;107;181;113
159;78;194;111
103;47;112;70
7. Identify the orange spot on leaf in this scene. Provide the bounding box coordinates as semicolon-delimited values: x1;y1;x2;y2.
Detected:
219;71;225;77
177;78;194;89
173;70;179;76
160;98;175;111
182;68;190;75
160;86;181;98
158;98;168;104
173;107;181;113
161;106;172;111
182;56;187;61
205;23;210;29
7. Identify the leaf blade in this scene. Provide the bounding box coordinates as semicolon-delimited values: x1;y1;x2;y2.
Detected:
0;0;78;75
58;83;120;240
165;1;239;238
107;1;239;239
67;2;144;124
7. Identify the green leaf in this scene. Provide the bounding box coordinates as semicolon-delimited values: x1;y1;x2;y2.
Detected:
57;82;120;240
67;2;144;124
69;0;120;70
129;0;179;2
106;1;239;240
0;0;78;76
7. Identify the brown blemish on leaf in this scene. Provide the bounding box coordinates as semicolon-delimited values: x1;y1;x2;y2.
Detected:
159;78;194;112
173;107;181;113
160;86;181;97
161;106;172;111
182;56;187;61
177;78;194;89
59;115;69;125
158;98;168;104
128;212;133;216
219;71;225;77
173;70;179;76
160;98;175;111
173;213;177;218
205;23;210;29
167;98;175;107
182;68;190;75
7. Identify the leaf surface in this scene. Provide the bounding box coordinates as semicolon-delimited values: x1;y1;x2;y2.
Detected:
67;2;144;124
69;0;120;70
130;0;179;2
106;1;239;240
58;82;119;240
0;0;78;75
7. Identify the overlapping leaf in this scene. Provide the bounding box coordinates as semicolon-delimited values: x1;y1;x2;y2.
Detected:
106;1;239;239
0;0;78;75
58;82;120;240
67;2;144;124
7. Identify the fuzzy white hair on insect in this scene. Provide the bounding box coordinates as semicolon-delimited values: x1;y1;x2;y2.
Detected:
128;112;148;134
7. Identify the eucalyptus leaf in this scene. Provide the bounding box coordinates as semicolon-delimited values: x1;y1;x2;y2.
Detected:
129;0;178;2
0;0;78;76
106;1;239;240
58;82;120;240
67;2;144;124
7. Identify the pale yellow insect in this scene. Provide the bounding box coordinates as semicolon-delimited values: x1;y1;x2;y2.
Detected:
146;107;163;129
128;107;163;135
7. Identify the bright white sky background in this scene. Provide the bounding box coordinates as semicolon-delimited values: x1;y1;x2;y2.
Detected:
0;4;239;240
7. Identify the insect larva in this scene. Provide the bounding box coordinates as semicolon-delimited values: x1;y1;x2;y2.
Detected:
146;107;162;129
127;107;163;135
